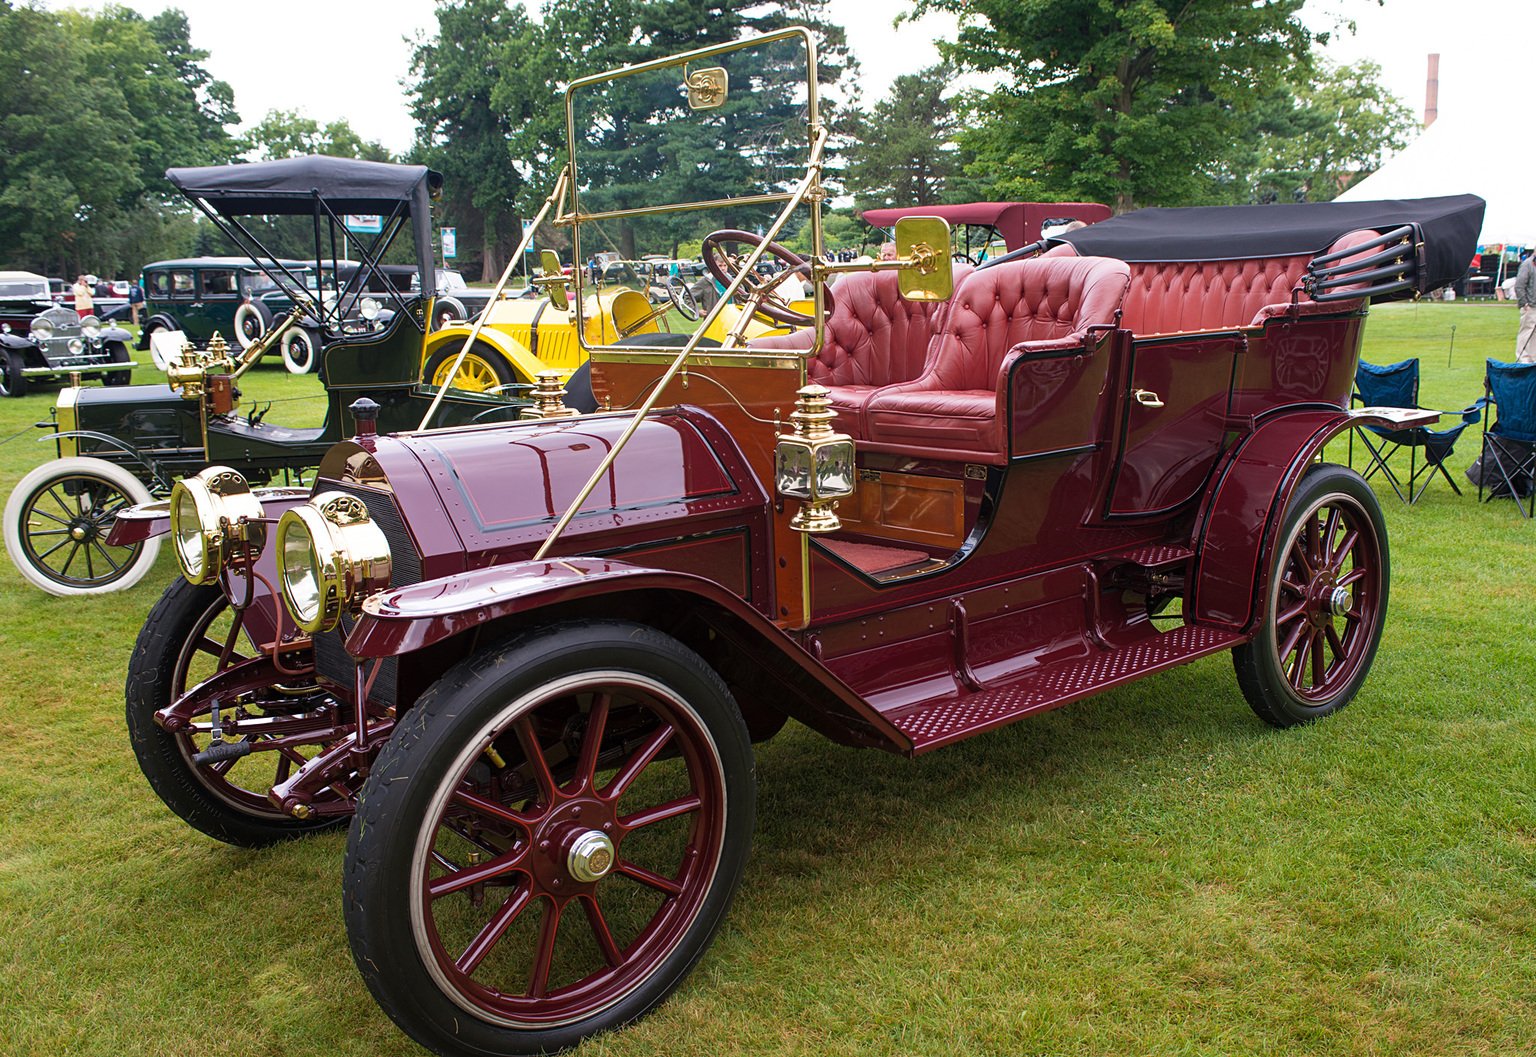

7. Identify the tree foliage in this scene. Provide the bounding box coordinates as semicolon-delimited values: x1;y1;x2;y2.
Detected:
0;1;238;277
913;0;1316;211
845;64;959;211
240;109;391;163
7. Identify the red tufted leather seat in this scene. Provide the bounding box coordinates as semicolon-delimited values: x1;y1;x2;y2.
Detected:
863;256;1130;464
748;265;970;436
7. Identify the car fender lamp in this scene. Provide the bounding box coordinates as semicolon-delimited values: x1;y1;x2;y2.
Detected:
170;466;266;585
276;492;392;634
776;384;855;534
521;370;580;420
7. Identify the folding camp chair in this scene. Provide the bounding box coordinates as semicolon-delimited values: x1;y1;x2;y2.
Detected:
1476;359;1536;518
1350;358;1483;504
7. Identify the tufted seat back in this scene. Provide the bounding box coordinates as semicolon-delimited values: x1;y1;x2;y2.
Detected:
1119;257;1310;335
862;256;1130;463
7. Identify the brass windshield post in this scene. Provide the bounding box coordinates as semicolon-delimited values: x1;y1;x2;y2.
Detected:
416;166;571;431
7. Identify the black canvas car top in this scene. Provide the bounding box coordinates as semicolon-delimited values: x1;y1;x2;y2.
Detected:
1050;194;1484;293
166;156;444;216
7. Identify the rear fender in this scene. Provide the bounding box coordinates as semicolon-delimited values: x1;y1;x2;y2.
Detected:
422;328;545;384
347;558;912;753
1189;406;1432;631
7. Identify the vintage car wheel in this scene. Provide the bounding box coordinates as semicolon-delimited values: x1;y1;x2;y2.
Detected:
233;300;272;350
432;296;468;332
281;327;320;374
0;350;26;398
425;342;515;394
104;340;133;386
1233;464;1389;727
125;578;350;846
344;621;754;1057
4;457;160;595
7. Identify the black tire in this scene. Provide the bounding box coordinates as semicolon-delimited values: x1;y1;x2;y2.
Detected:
104;340;132;386
432;296;468;332
281;327;320;375
1233;463;1390;727
423;341;516;393
0;350;26;397
344;620;755;1057
125;578;346;846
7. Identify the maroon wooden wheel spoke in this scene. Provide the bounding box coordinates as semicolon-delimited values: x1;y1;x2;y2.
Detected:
413;676;727;1028
1270;493;1382;703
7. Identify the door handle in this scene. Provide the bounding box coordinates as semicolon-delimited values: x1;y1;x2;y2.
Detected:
1133;388;1165;408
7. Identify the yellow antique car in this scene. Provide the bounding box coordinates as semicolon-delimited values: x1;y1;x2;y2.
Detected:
421;261;808;392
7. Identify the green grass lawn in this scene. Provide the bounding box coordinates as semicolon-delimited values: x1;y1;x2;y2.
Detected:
0;304;1532;1057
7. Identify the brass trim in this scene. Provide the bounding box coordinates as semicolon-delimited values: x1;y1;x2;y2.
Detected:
54;387;79;459
591;351;803;370
684;65;729;109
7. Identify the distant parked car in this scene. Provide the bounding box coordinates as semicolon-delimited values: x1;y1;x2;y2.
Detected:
138;256;310;364
0;303;134;397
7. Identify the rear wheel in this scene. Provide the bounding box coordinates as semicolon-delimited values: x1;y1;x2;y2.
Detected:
0;350;26;397
281;327;320;374
4;457;159;595
425;342;516;394
233;301;272;350
104;340;132;386
433;296;468;331
125;578;348;846
1234;464;1389;727
344;621;755;1056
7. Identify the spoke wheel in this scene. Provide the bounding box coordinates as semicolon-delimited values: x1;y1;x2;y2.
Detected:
345;621;754;1057
1234;463;1389;726
125;578;348;846
4;457;159;595
425;343;515;394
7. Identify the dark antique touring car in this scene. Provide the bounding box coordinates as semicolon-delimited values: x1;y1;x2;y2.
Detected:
112;29;1482;1057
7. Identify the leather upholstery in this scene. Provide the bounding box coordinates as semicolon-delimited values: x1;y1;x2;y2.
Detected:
864;256;1131;463
748;266;970;434
1120;257;1309;335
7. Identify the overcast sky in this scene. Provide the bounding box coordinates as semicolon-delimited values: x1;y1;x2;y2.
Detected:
36;0;1536;156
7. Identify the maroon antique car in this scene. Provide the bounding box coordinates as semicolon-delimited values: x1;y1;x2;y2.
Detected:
113;29;1483;1057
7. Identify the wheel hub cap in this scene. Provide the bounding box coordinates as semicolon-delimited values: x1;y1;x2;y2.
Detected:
1327;585;1351;616
566;829;616;883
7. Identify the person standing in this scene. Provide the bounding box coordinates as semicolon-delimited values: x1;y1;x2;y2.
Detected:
127;279;144;326
72;275;94;319
1517;249;1536;363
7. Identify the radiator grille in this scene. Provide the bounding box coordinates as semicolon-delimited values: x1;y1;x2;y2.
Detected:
312;485;421;705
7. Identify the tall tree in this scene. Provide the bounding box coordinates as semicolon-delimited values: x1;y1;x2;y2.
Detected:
1234;60;1415;204
912;0;1316;211
239;109;392;162
846;63;958;211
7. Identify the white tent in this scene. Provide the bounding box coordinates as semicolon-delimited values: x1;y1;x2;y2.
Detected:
1336;116;1536;246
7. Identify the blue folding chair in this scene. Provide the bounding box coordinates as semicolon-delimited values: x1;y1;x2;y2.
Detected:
1476;359;1536;518
1351;359;1483;504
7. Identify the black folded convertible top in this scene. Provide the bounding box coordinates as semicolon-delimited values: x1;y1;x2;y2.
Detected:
1052;194;1484;294
166;155;444;216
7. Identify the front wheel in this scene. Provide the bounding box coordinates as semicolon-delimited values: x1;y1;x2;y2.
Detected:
424;342;516;394
104;340;132;386
281;327;320;374
4;457;159;594
0;350;26;397
344;621;755;1057
1233;463;1389;726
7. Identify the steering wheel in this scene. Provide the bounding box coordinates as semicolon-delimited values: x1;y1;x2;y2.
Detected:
665;276;700;321
701;229;832;327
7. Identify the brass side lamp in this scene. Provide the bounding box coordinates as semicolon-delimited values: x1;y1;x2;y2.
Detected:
520;370;581;420
776;384;855;534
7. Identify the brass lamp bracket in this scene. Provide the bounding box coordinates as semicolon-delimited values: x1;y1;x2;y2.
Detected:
521;370;581;420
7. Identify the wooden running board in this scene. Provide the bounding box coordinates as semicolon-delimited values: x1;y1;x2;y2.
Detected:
883;623;1244;754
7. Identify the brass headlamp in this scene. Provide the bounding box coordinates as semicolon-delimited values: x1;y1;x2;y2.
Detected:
775;384;855;534
275;492;392;634
169;466;266;585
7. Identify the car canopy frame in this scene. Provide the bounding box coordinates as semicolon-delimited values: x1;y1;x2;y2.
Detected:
166;156;445;332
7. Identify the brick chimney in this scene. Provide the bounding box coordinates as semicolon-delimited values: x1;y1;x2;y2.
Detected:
1425;53;1439;127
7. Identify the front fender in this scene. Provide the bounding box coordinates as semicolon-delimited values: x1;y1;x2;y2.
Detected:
106;486;314;547
422;327;545;384
101;326;133;343
347;557;913;754
1189;406;1435;630
0;332;36;352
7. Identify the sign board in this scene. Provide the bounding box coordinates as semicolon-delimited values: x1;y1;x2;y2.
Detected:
441;227;457;259
522;218;536;253
344;215;383;234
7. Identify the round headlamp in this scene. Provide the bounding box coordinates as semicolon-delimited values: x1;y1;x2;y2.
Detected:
81;317;101;340
359;296;382;321
168;467;266;585
30;317;54;341
276;491;391;634
67;338;84;355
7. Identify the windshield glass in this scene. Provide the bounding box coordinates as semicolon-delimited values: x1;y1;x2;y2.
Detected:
0;278;49;299
565;30;817;350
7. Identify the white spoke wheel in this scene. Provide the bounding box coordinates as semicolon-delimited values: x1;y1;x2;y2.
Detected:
281;327;320;374
4;457;159;595
233;301;272;350
1233;463;1390;726
344;621;755;1057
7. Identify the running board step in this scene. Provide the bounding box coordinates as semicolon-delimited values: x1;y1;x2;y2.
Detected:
1101;544;1194;571
884;623;1244;754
